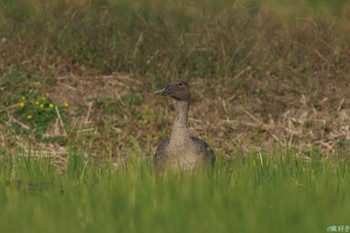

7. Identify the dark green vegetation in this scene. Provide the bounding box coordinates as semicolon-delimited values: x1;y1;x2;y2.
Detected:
1;0;350;232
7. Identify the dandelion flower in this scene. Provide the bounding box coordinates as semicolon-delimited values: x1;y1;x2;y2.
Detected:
35;101;40;105
49;103;54;108
27;115;32;119
63;101;69;107
19;102;25;108
21;96;26;100
40;104;44;109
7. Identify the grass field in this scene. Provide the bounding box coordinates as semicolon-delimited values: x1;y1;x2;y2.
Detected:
0;150;349;233
1;0;350;232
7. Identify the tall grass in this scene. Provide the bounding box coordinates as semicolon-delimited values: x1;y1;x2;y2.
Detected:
0;149;349;233
1;0;349;81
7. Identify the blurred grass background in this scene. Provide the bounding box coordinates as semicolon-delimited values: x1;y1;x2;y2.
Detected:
1;0;349;79
1;0;350;153
1;0;350;158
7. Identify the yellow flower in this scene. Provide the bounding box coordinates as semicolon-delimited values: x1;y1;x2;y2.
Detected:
18;102;25;108
45;92;49;97
63;101;69;107
27;115;32;119
40;104;44;109
21;96;26;100
42;97;46;101
49;103;54;108
35;101;40;105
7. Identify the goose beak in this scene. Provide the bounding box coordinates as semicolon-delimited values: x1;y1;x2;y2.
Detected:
154;86;172;96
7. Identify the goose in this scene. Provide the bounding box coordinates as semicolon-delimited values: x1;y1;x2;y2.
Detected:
154;81;216;174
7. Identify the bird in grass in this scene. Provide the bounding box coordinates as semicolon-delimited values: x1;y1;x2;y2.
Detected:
154;81;216;174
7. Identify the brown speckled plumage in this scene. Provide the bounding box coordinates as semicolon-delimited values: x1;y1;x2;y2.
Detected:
154;81;216;174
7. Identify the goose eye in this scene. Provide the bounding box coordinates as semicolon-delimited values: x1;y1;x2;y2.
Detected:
179;82;183;86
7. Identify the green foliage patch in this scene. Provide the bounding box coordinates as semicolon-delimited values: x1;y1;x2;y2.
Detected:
9;93;68;140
